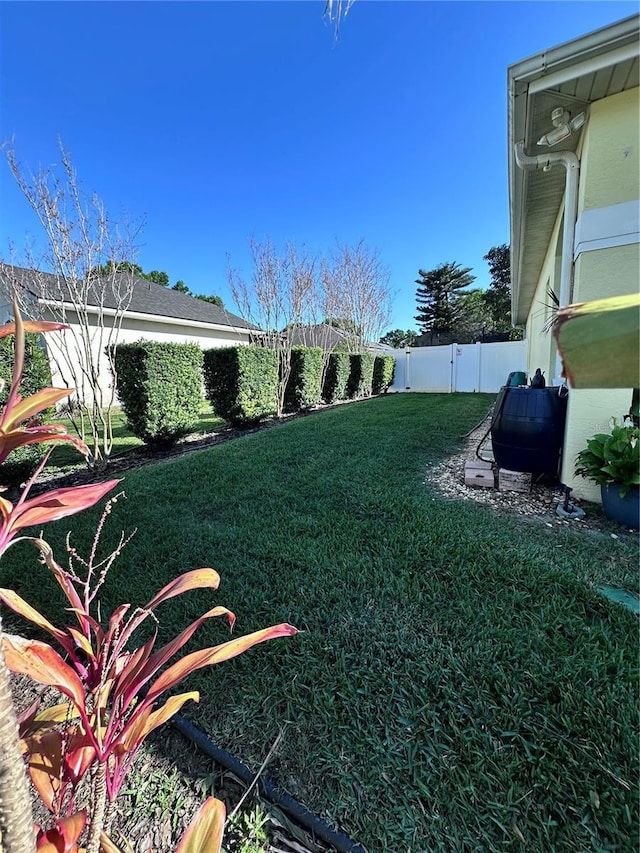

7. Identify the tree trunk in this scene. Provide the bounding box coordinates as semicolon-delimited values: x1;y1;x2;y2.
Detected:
0;619;36;853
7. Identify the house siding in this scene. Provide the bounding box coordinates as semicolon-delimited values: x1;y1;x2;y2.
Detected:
40;308;251;407
578;89;640;213
523;86;639;500
562;88;638;499
524;205;564;385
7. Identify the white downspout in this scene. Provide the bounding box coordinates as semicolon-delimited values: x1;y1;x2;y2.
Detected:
514;142;580;385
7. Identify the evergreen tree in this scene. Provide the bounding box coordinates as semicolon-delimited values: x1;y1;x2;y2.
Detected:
146;270;170;287
483;245;512;331
379;329;418;348
452;290;494;341
414;262;475;337
197;293;224;307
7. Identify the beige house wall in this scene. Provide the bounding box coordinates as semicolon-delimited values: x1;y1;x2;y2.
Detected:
562;88;638;498
40;308;251;408
522;87;639;500
524;205;564;384
578;88;640;213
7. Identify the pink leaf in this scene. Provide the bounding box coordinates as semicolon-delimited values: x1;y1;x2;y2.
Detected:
176;798;225;853
145;623;297;705
2;634;87;713
143;568;221;611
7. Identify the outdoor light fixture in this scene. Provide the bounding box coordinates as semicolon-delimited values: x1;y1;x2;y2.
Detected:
537;107;586;147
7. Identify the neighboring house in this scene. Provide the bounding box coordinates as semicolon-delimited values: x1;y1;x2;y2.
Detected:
508;15;639;500
286;323;387;353
287;323;352;351
0;264;255;405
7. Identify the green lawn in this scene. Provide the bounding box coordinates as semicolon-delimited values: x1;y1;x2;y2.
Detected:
45;405;226;471
2;394;637;851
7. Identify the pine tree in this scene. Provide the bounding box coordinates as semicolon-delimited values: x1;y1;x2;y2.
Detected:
414;262;475;337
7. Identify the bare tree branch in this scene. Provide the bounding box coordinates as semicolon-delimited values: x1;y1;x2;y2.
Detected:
228;237;316;416
3;141;144;465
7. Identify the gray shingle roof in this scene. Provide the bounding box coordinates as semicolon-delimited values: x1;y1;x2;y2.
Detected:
0;264;254;331
286;323;349;349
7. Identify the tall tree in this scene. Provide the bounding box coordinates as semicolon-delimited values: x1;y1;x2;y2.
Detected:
146;269;170;287
172;280;191;294
379;329;418;348
228;237;316;417
325;240;392;353
414;262;475;338
483;244;513;332
197;293;224;307
451;289;494;341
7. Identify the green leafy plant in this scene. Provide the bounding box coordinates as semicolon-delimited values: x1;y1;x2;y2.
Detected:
346;353;375;399
575;418;640;499
372;355;395;395
203;346;278;425
0;332;57;488
322;351;350;403
284;346;323;412
113;341;204;447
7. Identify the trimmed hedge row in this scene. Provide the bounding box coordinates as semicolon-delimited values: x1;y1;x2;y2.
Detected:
347;353;375;399
0;333;55;488
203;346;278;425
322;352;350;404
111;342;396;444
372;355;395;395
114;341;203;447
284;346;323;412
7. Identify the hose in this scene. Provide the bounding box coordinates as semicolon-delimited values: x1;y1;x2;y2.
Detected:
472;392;508;463
459;403;495;440
172;714;368;853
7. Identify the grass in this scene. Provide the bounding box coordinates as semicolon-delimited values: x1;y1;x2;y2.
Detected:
45;405;225;472
2;394;638;851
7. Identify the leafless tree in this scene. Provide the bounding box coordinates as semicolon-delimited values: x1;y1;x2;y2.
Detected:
324;0;355;37
228;237;316;416
323;240;393;353
3;142;142;466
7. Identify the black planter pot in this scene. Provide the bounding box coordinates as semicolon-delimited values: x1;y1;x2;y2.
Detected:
601;484;640;529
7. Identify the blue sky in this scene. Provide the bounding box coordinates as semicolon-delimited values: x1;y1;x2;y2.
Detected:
1;1;637;332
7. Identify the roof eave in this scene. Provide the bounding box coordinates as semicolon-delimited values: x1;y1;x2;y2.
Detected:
37;298;259;336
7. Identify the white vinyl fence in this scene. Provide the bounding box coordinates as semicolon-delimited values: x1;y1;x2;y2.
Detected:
389;340;527;394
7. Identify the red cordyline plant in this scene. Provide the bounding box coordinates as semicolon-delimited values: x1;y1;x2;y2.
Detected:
0;299;297;853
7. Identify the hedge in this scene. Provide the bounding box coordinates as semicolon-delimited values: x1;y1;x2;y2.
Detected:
346;352;375;399
0;333;55;488
322;352;350;403
114;341;203;447
203;346;278;425
284;347;323;412
372;355;396;394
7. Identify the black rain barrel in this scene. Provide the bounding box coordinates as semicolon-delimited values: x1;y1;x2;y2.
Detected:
491;387;568;477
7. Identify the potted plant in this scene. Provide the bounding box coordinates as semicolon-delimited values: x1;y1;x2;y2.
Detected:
575;417;640;528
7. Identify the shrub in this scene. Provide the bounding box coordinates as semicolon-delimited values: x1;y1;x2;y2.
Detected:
114;341;203;447
372;355;396;394
0;333;55;487
203;346;278;425
322;352;350;403
347;353;375;399
284;346;323;412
